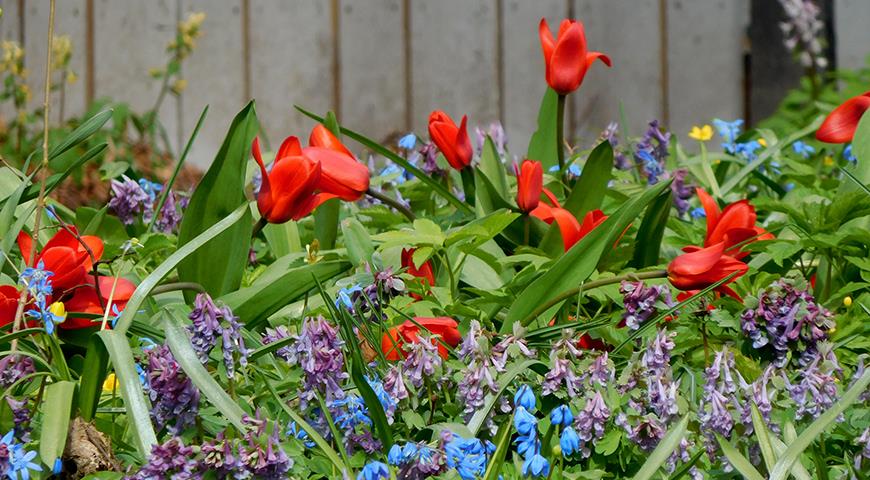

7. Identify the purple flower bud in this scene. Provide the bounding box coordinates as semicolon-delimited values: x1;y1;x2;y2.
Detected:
144;345;200;434
109;175;151;225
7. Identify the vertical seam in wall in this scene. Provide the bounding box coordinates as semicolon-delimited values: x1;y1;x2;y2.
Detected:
241;0;251;102
403;0;412;131
659;0;670;127
85;0;94;104
16;0;24;46
331;0;341;121
495;0;505;126
566;0;575;142
176;0;183;153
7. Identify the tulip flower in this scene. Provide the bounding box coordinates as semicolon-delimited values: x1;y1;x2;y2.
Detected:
531;189;608;251
252;136;336;224
64;274;137;329
428;110;473;170
381;316;461;360
401;248;435;297
816;91;870;143
0;285;19;326
538;18;611;96
307;125;370;201
667;242;748;300
696;188;773;259
515;160;543;213
17;228;103;292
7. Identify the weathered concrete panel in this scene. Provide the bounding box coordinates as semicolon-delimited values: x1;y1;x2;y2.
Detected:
835;0;870;70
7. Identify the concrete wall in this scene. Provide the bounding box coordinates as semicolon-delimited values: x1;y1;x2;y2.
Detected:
0;0;866;168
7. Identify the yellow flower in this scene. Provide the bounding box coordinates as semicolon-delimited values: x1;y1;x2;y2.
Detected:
824;155;834;166
688;125;713;141
844;296;852;307
49;301;66;324
171;78;187;95
103;373;119;392
757;138;767;147
66;71;77;84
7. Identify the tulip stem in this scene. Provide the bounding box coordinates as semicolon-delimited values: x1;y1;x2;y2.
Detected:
519;269;668;326
251;217;267;238
366;188;416;221
556;94;567;182
151;282;207;296
459;167;476;207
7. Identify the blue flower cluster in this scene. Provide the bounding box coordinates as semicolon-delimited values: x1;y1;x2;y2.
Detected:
442;431;496;480
388;442;442;478
512;385;550;478
18;262;64;334
0;430;42;480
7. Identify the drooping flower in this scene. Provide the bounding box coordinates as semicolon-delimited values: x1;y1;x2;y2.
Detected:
144;345;200;434
550;405;574;427
261;325;293;362
712;118;744;154
667;242;748;300
455;321;499;418
695;188;774;259
575;391;610;456
816;91;870;143
397;133;417;150
784;343;841;420
308;124;371;201
522;449;550;478
428;110;473;170
288;317;348;407
698;349;739;449
560;426;580;457
441;432;494;480
6;435;42;480
357;461;390;480
129;437;199;479
642;329;676;378
855;427;870;472
400;334;442;389
514;384;537;412
634;120;671;184
670;169;694;217
109;175;151;225
538;18;611;95
240;418;294;479
515;159;543;213
0;356;34;389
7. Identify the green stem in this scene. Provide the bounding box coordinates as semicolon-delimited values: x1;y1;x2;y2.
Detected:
520;269;668;326
523;215;530;246
460;167;476;207
252;217;267;238
151;282;207;295
366;188;415;221
556;94;567;181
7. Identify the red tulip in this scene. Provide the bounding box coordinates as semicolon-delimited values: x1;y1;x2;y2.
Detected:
17;228;104;292
531;189;607;251
64;275;137;329
252;136;336;224
306;125;370;201
0;285;19;327
816;91;870;143
577;333;608;351
515;160;543;213
401;248;435;287
428;110;473;170
381;316;461;360
667;242;748;300
539;18;611;95
696;188;773;259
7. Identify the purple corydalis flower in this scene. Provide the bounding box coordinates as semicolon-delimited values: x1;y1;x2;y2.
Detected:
699;349;738;445
456;321;499;418
784;343;840;420
669;169;694;216
6;398;30;441
855;427;870;472
154;191;184;234
475;122;507;156
738;366;778;435
615;413;666;451
621;281;673;330
288;317;349;408
144;345;200;434
129;437;199;479
779;0;827;69
186;293;249;378
575;392;610;457
0;355;35;388
109;176;152;225
600;122;631;170
242;425;293;478
403;334;442;388
588;352;614;387
634;120;671;184
741;278;834;368
642;329;676;378
261;326;293;362
383;365;409;401
491;323;536;372
200;433;246;478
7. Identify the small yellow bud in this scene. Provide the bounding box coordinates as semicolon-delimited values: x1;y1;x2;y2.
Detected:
758;138;767;147
66;71;77;84
49;301;67;323
552;445;562;457
844;296;852;307
102;373;119;392
688;125;713;142
170;78;187;95
824;155;834;166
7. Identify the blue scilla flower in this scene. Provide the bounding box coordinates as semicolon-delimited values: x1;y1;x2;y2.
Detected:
357;461;389;480
550;405;574;427
690;207;706;219
331;394;372;430
335;284;363;311
18;261;53;302
568;164;582;177
379;163;406;184
6;437;43;480
792;141;815;158
455;453;486;480
444;435;491;479
733;140;762;161
560;426;580;457
515;430;537;457
784;182;796;192
514;384;536;411
138;178;163;202
53;458;63;475
109;304;123;329
712;118;744;153
513;406;537;436
25;299;64;335
522;449;550;478
366;374;397;420
388;443;405;465
547;165;559;173
287;422;315;448
398;133;417;150
844;144;857;164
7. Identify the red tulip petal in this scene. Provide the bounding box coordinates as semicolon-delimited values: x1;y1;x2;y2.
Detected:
42;227;81;251
0;285;20;327
453;115;473;169
586;51;611;68
816;92;870;144
540;187;561;208
381;328;406;360
577;209;607;240
517;160;543;212
261;155;322;223
275;136;303;164
668;242;726;276
550;207;582;250
547;22;587;95
17;231;33;265
538;18;556;65
309;124;355;158
695;187;720;243
305;147;370;201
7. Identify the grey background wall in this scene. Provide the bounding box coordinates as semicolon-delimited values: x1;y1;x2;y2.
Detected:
0;0;868;168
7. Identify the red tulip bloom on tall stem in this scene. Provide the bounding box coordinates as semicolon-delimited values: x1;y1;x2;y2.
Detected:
428;110;472;171
515;160;543;213
531;188;607;251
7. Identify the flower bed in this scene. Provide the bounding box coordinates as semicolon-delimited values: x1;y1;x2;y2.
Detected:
1;9;870;480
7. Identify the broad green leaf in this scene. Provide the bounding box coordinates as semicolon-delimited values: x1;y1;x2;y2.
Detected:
162;310;247;430
115;203;249;334
527;88;559;169
0;204;35;262
314;199;340;250
716;434;765;480
48;109;113;159
296;106;472;215
563;140;614;216
482;420;513;480
341;217;373;266
849;107;870;189
478;136;509;199
220;260;350;326
769;365;870;480
98;330;157;455
770;434;812;480
263;221;302;259
468;359;542;435
630;188;672;268
22;143;108;202
78;337;109;422
631;415;689;480
474;168;513;217
39;380;75;468
0;179;27;246
750;402;776;473
177;101;258;299
504;180;672;331
262;376;351;476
